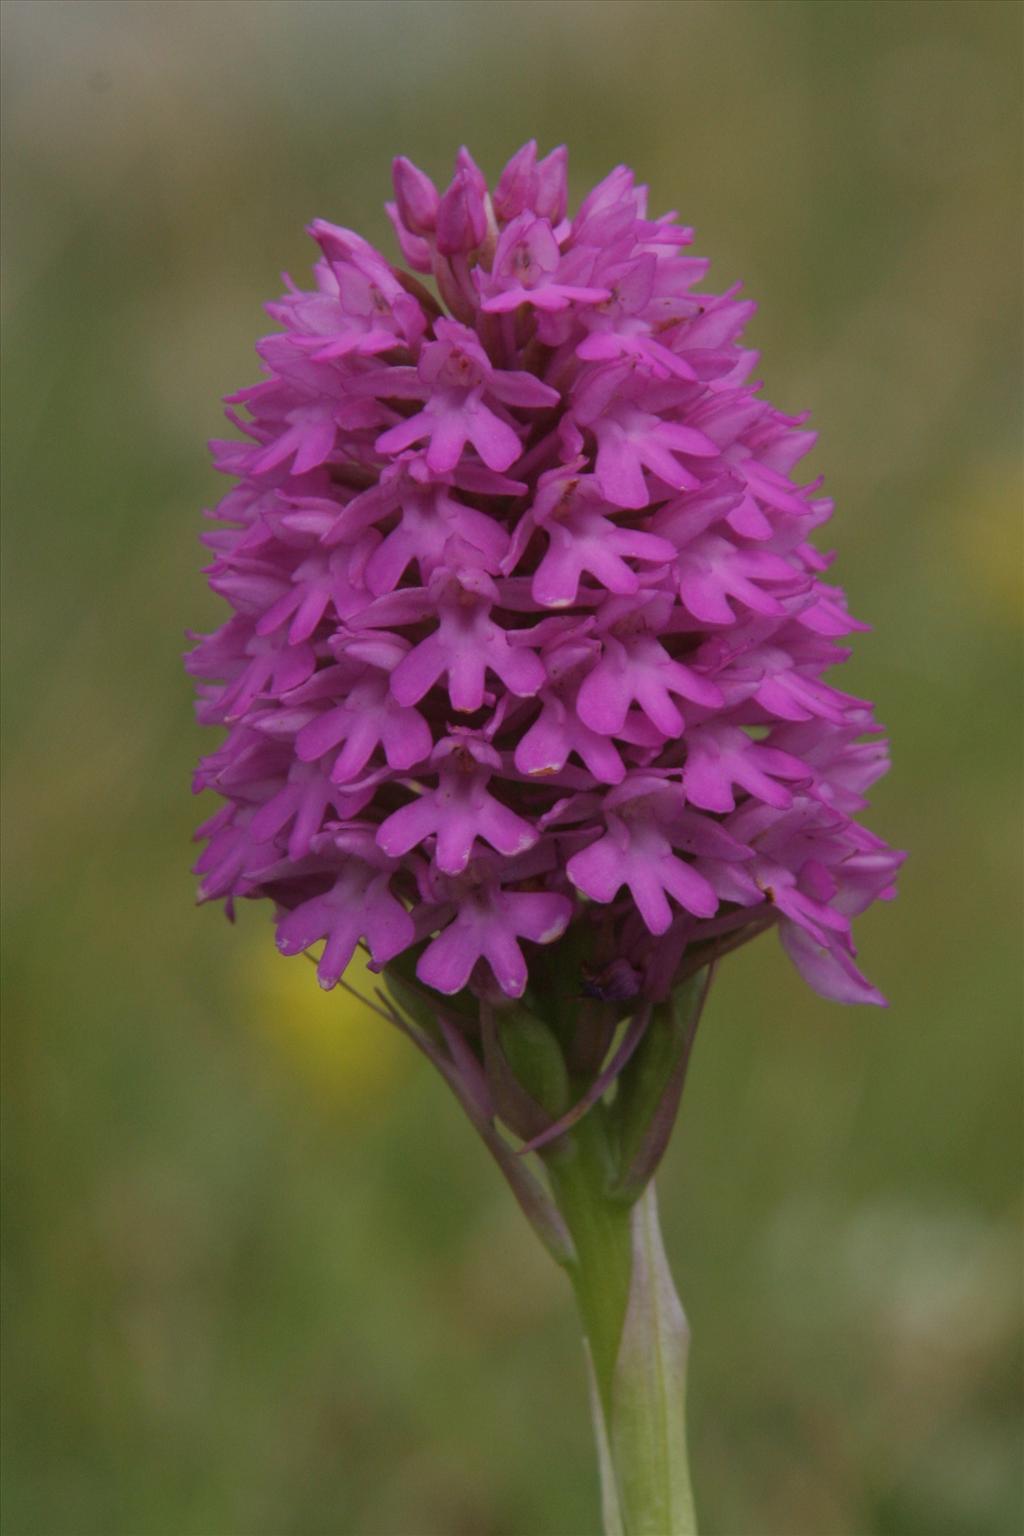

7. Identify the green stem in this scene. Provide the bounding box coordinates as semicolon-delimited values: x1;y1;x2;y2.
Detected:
545;1110;697;1536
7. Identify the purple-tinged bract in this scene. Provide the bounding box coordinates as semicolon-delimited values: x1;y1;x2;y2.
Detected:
189;145;903;1005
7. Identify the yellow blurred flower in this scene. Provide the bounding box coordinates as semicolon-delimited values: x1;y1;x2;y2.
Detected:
952;458;1023;625
243;940;408;1112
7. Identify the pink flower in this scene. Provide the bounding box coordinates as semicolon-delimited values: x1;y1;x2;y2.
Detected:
366;318;558;473
418;870;571;999
508;464;677;608
275;830;415;988
567;780;720;935
377;735;537;875
478;213;610;314
189;145;901;1006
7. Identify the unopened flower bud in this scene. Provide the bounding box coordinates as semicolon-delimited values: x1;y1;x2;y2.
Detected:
392;155;439;235
436;166;488;256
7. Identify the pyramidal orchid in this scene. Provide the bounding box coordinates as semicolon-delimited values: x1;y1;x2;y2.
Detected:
189;142;903;1535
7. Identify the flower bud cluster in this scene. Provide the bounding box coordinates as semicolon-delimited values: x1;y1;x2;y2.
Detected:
189;143;902;1006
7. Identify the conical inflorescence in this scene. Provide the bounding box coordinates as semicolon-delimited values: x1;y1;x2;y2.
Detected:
189;143;902;1007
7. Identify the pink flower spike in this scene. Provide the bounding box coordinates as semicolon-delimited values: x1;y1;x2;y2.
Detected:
190;144;900;1010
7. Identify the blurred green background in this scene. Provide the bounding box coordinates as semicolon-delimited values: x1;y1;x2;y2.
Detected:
2;3;1021;1533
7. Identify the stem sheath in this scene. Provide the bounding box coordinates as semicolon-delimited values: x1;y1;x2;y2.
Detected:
546;1112;697;1536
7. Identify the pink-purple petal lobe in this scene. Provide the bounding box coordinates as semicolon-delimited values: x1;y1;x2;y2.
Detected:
780;922;887;1007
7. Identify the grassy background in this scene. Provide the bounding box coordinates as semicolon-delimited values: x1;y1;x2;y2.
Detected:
2;3;1021;1532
